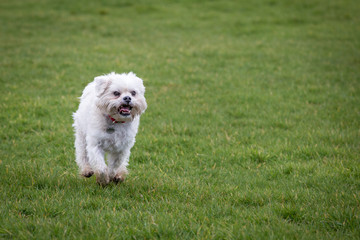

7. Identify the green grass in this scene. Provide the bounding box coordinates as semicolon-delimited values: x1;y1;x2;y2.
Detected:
1;0;360;239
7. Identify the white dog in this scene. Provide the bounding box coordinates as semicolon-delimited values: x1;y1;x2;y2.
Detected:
73;72;147;186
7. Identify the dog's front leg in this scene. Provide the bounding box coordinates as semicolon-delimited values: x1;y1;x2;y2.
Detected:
86;143;109;186
108;151;130;184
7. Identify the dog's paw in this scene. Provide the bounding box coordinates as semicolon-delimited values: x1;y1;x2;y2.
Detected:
81;170;94;178
96;171;110;187
111;175;125;184
111;168;128;184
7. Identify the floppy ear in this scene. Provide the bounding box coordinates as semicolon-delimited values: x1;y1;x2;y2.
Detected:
94;75;110;96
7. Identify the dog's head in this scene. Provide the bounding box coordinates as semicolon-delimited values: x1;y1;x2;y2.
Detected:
94;72;147;122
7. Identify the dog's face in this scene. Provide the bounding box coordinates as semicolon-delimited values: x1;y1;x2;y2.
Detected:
94;72;147;122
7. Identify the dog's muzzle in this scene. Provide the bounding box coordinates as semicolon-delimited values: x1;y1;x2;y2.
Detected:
118;97;133;116
118;105;132;116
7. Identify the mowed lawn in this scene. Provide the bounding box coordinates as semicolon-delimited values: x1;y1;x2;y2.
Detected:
1;0;359;239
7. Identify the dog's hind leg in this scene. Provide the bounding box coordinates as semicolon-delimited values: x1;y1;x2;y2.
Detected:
86;139;110;186
74;131;93;178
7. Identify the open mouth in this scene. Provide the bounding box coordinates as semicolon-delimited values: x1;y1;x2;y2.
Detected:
118;105;132;116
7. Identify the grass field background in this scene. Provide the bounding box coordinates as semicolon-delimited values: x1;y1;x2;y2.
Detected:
1;0;359;239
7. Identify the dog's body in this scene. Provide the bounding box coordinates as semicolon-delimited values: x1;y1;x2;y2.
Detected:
73;72;147;186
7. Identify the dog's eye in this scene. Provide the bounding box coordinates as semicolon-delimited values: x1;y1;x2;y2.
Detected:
131;91;136;96
113;91;121;97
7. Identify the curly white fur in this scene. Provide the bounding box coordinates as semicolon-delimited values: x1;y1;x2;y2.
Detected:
73;72;147;186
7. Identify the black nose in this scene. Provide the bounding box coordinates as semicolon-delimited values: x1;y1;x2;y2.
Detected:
123;96;131;103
